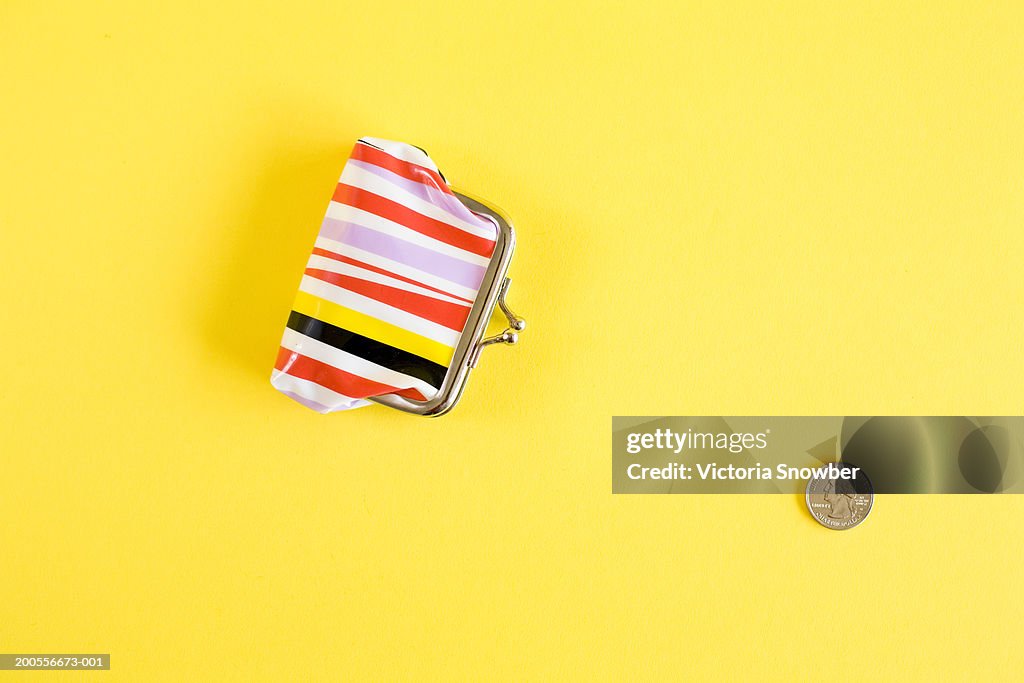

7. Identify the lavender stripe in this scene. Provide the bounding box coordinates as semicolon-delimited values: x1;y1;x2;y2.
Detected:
347;158;495;230
271;371;336;412
276;387;332;413
318;218;487;290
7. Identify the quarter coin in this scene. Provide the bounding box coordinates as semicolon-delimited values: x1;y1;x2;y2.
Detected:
805;463;873;530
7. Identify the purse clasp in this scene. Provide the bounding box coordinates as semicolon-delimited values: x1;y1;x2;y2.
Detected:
468;278;526;368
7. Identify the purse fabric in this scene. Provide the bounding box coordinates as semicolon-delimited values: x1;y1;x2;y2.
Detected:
271;138;498;412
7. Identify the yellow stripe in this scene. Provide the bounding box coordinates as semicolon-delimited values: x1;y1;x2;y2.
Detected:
291;290;454;367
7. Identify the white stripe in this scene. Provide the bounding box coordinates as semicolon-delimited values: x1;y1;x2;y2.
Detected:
280;327;439;398
325;201;491;268
271;372;371;412
305;254;471;307
357;138;439;172
299;275;461;347
314;236;480;302
339;164;497;240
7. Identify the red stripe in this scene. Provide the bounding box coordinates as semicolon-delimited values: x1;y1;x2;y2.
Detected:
333;185;496;259
311;247;474;305
304;268;471;332
275;347;427;401
351;142;453;195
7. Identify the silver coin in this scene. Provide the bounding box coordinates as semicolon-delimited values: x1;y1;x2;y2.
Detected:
805;463;873;530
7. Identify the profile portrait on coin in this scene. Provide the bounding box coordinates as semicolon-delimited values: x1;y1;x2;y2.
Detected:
822;479;857;520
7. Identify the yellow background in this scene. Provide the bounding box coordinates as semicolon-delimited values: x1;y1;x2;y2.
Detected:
2;1;1023;680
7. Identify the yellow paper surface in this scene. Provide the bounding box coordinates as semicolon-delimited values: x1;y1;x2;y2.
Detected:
2;1;1023;679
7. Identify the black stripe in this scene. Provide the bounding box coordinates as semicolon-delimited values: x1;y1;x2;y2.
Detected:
286;311;448;389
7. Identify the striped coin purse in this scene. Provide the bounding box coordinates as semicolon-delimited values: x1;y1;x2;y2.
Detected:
271;137;524;415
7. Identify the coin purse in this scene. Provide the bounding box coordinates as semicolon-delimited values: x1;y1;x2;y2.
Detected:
271;137;525;416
